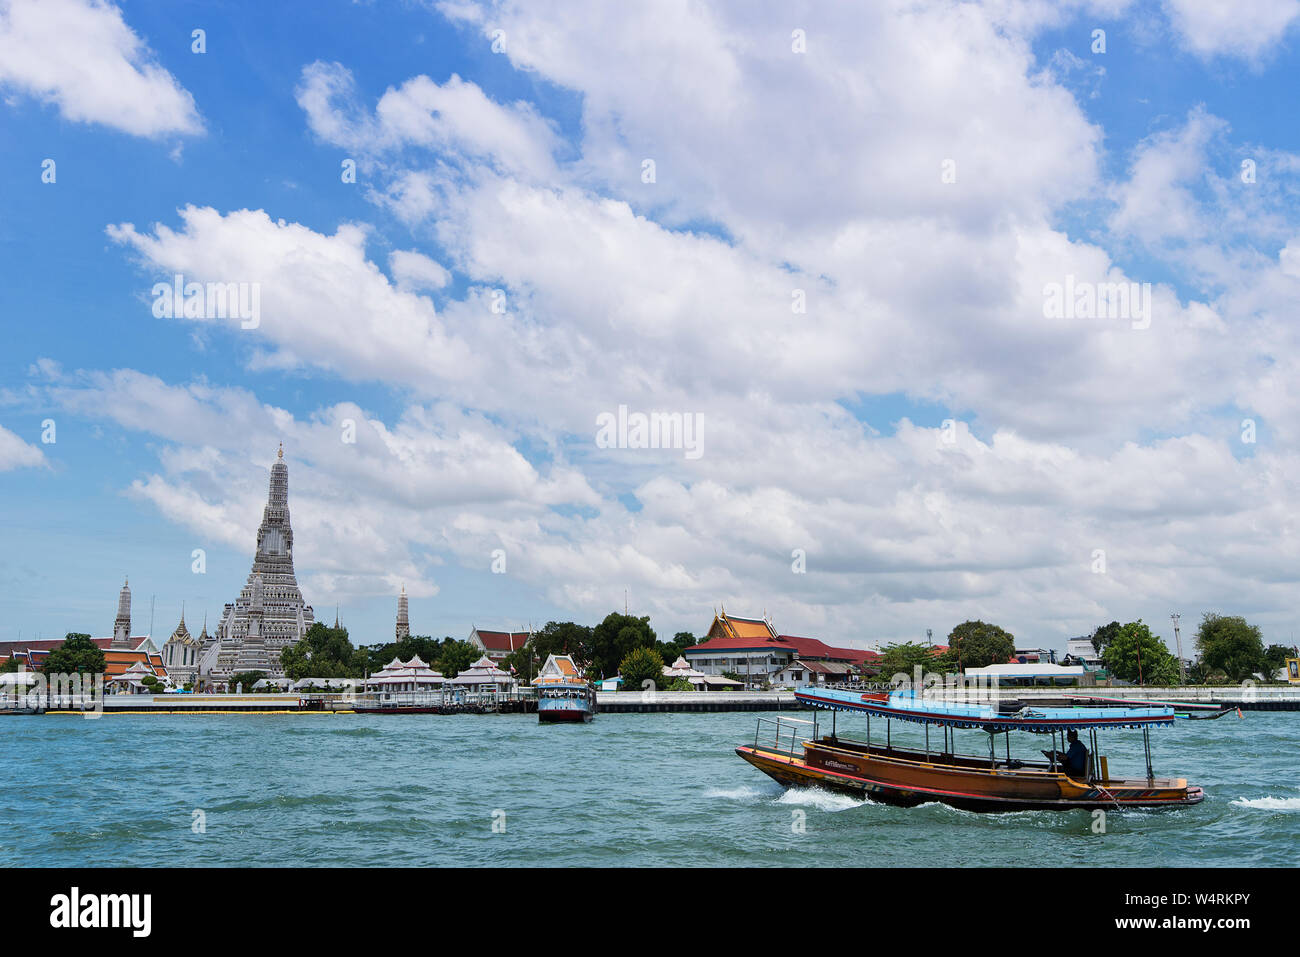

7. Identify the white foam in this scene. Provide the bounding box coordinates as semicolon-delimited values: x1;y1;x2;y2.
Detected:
1231;796;1300;811
774;787;869;812
702;785;768;802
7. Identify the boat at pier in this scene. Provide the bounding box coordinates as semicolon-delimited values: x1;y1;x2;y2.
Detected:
535;655;596;723
736;688;1205;811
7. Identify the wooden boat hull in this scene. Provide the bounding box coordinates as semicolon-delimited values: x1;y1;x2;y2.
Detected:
736;741;1205;812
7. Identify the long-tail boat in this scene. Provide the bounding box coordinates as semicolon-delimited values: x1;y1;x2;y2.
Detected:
735;688;1205;811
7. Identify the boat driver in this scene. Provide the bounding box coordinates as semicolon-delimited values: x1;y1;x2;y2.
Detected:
1063;730;1088;777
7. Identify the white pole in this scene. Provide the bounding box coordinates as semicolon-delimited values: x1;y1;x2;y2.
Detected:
1170;614;1186;682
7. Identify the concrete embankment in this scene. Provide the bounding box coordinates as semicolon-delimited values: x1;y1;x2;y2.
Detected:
24;685;1298;715
31;690;804;714
930;684;1300;711
596;690;801;713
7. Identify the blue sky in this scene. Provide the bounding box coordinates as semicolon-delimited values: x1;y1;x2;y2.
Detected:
3;0;1300;654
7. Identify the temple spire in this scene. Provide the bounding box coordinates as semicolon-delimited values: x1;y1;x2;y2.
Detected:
396;585;410;641
112;576;133;648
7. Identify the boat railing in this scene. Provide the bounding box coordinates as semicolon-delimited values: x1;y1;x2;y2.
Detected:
753;715;817;756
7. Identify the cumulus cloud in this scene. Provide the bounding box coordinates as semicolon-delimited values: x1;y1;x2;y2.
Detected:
0;0;202;137
1162;0;1300;60
70;0;1300;644
0;423;47;471
297;60;560;180
34;366;600;604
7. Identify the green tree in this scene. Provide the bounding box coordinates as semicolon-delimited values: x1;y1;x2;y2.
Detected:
503;641;539;683
1264;643;1297;677
618;647;665;692
1102;621;1180;685
435;639;480;678
532;621;594;665
876;641;941;680
0;656;20;674
228;671;266;692
655;631;697;666
591;613;657;679
42;634;106;677
1194;614;1267;682
363;635;447;674
1090;621;1122;655
946;621;1015;670
280;622;365;680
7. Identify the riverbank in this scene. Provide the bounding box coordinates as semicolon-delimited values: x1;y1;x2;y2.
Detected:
12;684;1299;715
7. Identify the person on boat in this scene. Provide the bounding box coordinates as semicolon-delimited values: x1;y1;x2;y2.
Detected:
1063;730;1089;777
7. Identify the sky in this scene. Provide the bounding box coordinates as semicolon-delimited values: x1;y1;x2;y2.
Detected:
2;0;1300;655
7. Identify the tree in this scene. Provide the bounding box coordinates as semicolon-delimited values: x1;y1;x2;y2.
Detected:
228;671;266;692
1264;644;1297;677
141;674;163;694
655;631;697;666
618;647;665;692
440;639;481;678
1102;621;1180;685
363;635;446;674
42;634;106;677
1090;621;1122;655
532;621;594;665
0;656;20;674
590;613;657;679
502;641;540;683
946;621;1015;671
280;622;365;680
876;641;941;681
1194;614;1267;682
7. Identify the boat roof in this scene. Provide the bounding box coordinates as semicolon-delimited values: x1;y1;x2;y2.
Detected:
795;688;1176;731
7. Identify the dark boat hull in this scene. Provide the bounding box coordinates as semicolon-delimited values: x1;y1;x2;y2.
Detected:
538;707;593;723
736;742;1205;812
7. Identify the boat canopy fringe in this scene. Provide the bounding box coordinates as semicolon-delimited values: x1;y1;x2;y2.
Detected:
795;688;1176;732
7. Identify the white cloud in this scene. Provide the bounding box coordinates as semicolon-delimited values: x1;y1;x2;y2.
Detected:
106;206;476;385
297;60;559;179
58;0;1300;645
1107;107;1227;245
390;249;451;291
1162;0;1300;60
0;0;202;137
0;423;46;470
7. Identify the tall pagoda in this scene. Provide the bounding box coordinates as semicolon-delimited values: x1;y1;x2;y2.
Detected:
203;445;315;682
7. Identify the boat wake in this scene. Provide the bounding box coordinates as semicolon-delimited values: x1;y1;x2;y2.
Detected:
1231;794;1300;811
702;785;771;803
774;788;870;813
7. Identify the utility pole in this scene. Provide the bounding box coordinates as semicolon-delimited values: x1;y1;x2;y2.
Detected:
1170;614;1186;682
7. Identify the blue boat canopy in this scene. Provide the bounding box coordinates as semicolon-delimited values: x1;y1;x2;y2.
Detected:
795;688;1176;732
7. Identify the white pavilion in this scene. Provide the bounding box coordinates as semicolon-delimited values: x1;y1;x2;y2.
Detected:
366;655;446;693
448;655;514;690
